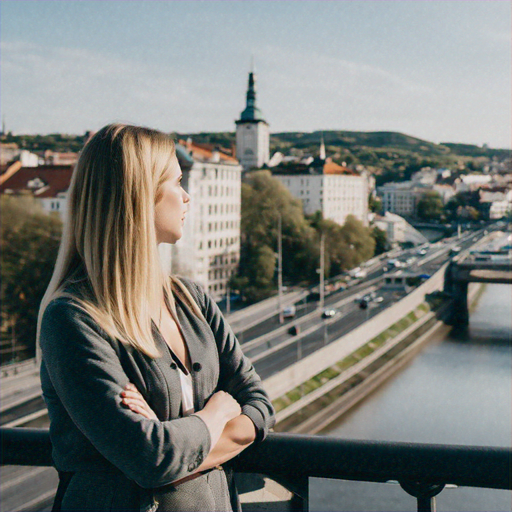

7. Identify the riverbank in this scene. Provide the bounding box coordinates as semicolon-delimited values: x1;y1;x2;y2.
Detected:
273;283;484;434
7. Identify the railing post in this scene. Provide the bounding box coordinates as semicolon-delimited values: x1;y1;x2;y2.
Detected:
417;495;435;512
399;481;445;512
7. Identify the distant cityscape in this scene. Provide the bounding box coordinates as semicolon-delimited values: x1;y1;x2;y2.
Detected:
1;69;511;301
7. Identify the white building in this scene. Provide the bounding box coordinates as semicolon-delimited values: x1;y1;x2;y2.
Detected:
171;140;243;300
0;143;20;165
19;150;40;167
235;71;269;170
372;212;407;245
479;188;512;220
372;212;428;246
455;174;492;193
377;180;449;217
378;182;422;217
274;160;369;226
433;184;455;204
411;168;437;185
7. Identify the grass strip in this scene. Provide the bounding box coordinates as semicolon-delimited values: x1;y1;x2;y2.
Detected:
272;301;434;413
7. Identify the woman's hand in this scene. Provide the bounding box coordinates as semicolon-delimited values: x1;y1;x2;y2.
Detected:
120;383;158;420
203;391;241;423
193;391;241;449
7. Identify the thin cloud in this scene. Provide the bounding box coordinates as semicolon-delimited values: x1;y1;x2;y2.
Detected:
0;41;220;133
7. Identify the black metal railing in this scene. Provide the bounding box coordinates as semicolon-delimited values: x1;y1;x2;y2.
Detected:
1;427;510;512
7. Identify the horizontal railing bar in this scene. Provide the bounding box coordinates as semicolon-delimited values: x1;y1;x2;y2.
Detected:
233;433;511;491
2;428;510;492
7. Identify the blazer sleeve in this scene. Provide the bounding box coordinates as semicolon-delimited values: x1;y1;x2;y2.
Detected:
188;281;276;442
40;298;212;489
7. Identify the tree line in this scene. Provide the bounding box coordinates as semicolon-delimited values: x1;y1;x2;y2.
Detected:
1;195;62;362
230;171;380;304
415;189;510;222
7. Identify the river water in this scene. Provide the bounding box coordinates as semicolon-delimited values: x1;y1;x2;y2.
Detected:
310;284;512;512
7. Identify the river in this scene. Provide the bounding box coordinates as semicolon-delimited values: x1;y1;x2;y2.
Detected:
310;284;512;512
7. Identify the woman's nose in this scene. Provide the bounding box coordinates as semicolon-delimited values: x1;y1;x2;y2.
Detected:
183;190;191;203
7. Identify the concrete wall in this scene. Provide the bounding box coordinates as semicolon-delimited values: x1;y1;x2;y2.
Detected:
263;262;448;400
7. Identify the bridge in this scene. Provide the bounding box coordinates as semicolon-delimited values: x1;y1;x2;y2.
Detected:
444;234;512;327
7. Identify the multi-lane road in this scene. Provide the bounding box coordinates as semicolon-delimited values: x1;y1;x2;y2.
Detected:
240;228;489;380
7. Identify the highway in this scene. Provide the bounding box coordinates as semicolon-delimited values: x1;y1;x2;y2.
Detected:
246;228;486;380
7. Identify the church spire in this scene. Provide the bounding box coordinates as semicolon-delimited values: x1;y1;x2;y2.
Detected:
237;63;266;124
246;71;256;110
319;133;326;160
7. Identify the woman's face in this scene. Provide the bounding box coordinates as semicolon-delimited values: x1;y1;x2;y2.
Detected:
154;156;190;244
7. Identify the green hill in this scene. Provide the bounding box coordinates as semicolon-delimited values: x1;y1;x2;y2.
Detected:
3;129;509;185
177;129;509;184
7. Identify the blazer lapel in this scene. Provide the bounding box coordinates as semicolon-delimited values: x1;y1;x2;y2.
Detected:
150;321;183;420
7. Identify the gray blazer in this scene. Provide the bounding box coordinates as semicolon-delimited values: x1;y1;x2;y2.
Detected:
40;278;275;511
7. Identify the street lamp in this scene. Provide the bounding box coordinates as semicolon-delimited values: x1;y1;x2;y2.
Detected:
316;233;325;311
277;214;284;324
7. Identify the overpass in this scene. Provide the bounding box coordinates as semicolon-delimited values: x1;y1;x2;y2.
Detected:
444;245;512;327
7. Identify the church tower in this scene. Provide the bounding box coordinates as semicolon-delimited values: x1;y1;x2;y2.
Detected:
235;67;269;170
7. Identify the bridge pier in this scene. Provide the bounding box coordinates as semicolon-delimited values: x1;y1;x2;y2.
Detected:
451;280;469;327
444;250;511;330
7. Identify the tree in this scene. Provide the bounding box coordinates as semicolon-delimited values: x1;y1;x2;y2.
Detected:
1;195;62;360
368;193;382;213
444;191;480;221
234;171;317;303
372;226;388;255
309;213;376;276
339;215;376;267
417;191;444;221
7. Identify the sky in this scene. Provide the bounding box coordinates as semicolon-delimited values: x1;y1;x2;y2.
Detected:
1;0;511;148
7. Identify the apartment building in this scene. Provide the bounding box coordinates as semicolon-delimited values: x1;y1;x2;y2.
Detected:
273;160;369;226
173;139;243;300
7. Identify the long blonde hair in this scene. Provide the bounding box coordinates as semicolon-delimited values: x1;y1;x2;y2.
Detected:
37;123;187;358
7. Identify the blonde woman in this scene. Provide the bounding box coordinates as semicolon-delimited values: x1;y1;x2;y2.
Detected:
37;124;275;512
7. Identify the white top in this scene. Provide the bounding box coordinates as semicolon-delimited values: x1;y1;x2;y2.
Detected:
178;367;194;417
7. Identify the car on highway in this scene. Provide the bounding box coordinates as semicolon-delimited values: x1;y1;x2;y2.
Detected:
288;324;301;336
282;305;296;319
359;298;369;309
322;309;338;318
362;291;377;302
450;246;461;255
386;259;403;269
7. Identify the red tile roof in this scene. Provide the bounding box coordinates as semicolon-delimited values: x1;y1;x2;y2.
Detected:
323;161;357;175
0;165;73;198
178;139;238;163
